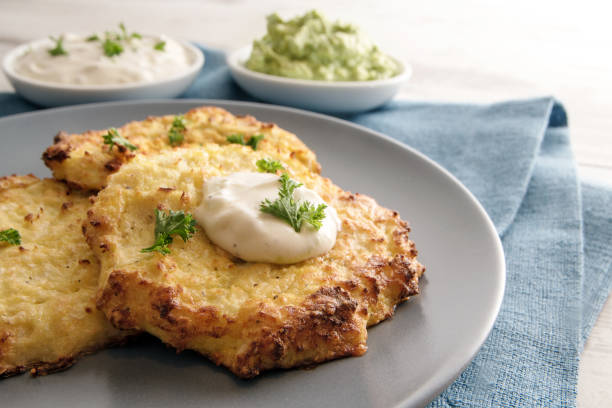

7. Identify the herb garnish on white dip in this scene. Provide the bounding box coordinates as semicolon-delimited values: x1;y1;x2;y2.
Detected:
13;23;195;86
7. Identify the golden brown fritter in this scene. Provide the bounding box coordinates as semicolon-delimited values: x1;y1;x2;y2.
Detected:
0;175;133;378
43;106;320;191
85;146;424;378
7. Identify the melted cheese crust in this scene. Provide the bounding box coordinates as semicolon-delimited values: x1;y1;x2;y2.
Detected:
86;146;424;378
0;175;132;377
43;106;321;191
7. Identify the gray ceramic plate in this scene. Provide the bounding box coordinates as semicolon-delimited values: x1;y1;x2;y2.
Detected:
0;100;505;408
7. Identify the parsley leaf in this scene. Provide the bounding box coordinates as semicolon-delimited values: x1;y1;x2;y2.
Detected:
0;228;21;246
141;209;196;255
102;128;138;152
119;22;141;40
98;24;140;57
226;134;245;145
86;34;100;42
259;174;327;232
48;36;68;56
119;22;128;39
154;41;166;51
256;158;284;173
103;38;123;57
247;134;265;150
277;173;302;201
168;115;187;146
298;201;327;231
226;133;264;150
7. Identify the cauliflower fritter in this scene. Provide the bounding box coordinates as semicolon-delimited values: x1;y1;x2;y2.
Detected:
0;175;133;377
43;106;320;191
85;146;424;378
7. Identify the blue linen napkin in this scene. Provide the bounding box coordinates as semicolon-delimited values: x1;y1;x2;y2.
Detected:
1;46;611;407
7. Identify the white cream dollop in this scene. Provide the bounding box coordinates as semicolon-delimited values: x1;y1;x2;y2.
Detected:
13;33;195;86
194;172;340;264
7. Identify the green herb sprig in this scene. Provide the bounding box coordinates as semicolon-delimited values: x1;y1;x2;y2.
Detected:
48;36;68;56
154;41;166;51
168;115;187;146
101;23;141;57
227;134;264;150
260;173;327;232
0;228;21;246
256;158;284;173
102;128;138;152
141;209;196;255
102;38;124;57
87;23;140;57
119;22;141;40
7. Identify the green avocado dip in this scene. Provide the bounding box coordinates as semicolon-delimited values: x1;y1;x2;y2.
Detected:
245;10;401;81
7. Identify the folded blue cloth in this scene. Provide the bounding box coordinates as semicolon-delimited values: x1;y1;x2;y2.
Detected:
1;46;611;407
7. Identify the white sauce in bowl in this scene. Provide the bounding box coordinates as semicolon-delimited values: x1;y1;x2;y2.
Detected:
194;172;340;264
12;33;195;86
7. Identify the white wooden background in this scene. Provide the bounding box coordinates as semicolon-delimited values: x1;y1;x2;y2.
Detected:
0;0;610;405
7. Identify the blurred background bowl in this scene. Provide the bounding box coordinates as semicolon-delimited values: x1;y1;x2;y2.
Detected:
2;37;204;107
227;45;410;114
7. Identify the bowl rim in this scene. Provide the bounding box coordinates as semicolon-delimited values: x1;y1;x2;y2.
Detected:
227;45;411;89
2;35;205;92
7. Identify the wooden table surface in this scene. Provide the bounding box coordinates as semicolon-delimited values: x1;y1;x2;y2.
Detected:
0;0;610;406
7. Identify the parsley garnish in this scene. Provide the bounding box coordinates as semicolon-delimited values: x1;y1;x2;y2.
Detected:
141;209;196;255
227;133;264;150
103;38;123;57
154;41;166;51
226;134;245;145
256;158;284;173
168;115;187;146
119;23;129;39
0;228;21;246
91;24;141;57
247;134;265;150
102;128;138;152
260;174;327;232
48;36;68;56
119;22;141;40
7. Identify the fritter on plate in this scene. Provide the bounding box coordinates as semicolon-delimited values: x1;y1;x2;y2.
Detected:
85;145;424;378
43;106;320;191
0;175;132;377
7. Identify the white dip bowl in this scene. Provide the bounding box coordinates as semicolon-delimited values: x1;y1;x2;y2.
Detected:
2;37;204;107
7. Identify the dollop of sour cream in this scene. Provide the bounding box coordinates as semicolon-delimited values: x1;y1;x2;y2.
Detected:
194;172;340;264
13;33;195;86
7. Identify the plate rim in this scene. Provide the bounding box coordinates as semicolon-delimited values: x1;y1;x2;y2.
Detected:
0;98;506;407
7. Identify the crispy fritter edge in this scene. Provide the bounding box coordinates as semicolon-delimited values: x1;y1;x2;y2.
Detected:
0;173;39;191
89;207;424;379
0;335;138;379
